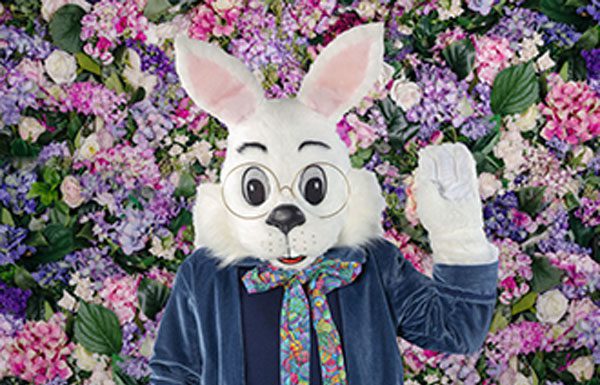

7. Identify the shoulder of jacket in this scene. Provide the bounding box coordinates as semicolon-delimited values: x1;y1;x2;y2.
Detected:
361;236;406;269
177;247;224;288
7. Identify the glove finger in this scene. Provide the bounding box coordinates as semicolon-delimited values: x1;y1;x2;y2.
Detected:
452;143;480;196
432;146;458;189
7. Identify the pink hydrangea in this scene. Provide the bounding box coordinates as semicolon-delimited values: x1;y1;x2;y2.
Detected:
485;320;552;373
54;81;128;129
539;73;600;145
81;0;148;64
288;0;336;38
99;274;143;325
189;0;242;41
473;35;514;85
7;313;75;384
496;238;533;304
384;228;433;276
336;113;383;155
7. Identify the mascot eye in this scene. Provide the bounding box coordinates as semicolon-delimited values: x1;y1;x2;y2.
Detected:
299;165;327;205
241;167;270;206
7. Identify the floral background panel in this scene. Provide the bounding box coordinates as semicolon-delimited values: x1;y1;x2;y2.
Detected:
0;0;599;384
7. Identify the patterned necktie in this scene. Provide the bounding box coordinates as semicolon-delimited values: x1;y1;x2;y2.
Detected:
241;255;363;385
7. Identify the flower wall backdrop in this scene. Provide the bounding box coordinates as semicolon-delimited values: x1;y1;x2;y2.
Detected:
0;0;599;384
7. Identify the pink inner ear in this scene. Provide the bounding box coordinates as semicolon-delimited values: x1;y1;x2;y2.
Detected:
186;55;256;124
309;39;372;117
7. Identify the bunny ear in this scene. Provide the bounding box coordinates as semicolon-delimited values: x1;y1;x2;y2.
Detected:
174;35;265;127
296;22;384;122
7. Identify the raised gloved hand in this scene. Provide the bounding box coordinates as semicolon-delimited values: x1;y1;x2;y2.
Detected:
413;142;499;265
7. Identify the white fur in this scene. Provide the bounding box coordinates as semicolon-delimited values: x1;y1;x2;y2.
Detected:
176;23;387;269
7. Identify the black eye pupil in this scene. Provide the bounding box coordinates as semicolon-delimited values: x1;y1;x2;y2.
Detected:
246;179;265;206
305;177;324;205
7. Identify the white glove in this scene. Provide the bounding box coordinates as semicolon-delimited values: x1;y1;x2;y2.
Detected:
413;142;499;265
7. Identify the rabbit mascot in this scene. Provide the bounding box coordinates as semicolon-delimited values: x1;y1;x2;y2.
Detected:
149;22;499;385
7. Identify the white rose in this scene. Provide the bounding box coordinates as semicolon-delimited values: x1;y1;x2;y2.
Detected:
60;175;85;209
390;80;422;111
478;172;502;200
18;117;46;142
536;289;568;324
567;356;594;381
44;49;77;84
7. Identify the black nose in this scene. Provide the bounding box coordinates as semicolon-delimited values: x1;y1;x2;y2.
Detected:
266;204;306;235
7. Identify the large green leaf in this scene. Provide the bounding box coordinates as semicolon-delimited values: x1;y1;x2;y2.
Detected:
442;39;475;80
540;0;591;26
49;5;86;54
531;256;564;293
74;302;123;355
517;186;547;217
138;277;171;320
511;291;538;315
491;62;539;116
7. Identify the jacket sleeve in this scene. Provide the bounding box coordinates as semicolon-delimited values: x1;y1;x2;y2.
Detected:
149;259;203;385
373;238;498;354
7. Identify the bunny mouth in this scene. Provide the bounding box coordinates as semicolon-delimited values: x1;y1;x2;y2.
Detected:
277;256;306;265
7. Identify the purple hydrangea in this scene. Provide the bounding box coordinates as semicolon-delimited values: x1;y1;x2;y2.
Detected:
0;281;31;319
405;63;471;141
482;191;529;242
0;224;36;265
0;162;37;216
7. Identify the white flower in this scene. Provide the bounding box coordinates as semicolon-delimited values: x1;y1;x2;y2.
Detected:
514;372;532;385
73;344;99;372
478;172;502;200
76;133;101;161
122;48;158;98
535;50;555;73
18;117;46;142
512;104;539;132
390;80;422;111
57;290;78;311
536;288;568;324
44;49;77;84
190;140;214;167
60;175;85;209
567;356;594;381
437;0;464;21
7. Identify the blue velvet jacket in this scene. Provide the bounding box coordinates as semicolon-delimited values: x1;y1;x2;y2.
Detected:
149;238;499;385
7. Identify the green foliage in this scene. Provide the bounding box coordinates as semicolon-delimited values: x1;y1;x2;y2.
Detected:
491;62;540;116
74;302;123;355
138;277;171;320
442;39;475;80
49;5;86;53
530;256;564;293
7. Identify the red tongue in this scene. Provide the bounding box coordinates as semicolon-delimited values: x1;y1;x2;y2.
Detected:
278;256;306;265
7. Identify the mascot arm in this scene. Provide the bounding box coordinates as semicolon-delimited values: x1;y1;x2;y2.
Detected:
148;261;202;385
375;239;498;354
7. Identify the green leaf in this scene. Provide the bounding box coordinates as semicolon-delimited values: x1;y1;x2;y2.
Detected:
489;308;510;333
74;302;123;355
511;291;538;315
576;26;600;50
1;208;15;226
491;62;539;116
138;278;171;320
517;186;546;217
104;71;125;94
129;87;146;105
540;0;591;26
531;256;564;293
174;171;196;198
43;167;61;188
442;39;475;80
49;4;86;54
143;0;173;19
14;265;38;290
76;52;101;75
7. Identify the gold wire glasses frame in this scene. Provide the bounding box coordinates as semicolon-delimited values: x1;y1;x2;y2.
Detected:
219;161;352;220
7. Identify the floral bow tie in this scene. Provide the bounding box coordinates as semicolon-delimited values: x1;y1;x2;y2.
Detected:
241;255;363;385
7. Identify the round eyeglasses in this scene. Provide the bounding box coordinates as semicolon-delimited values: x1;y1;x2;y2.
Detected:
220;161;351;220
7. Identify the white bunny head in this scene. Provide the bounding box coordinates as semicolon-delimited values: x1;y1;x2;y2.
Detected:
175;23;387;270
